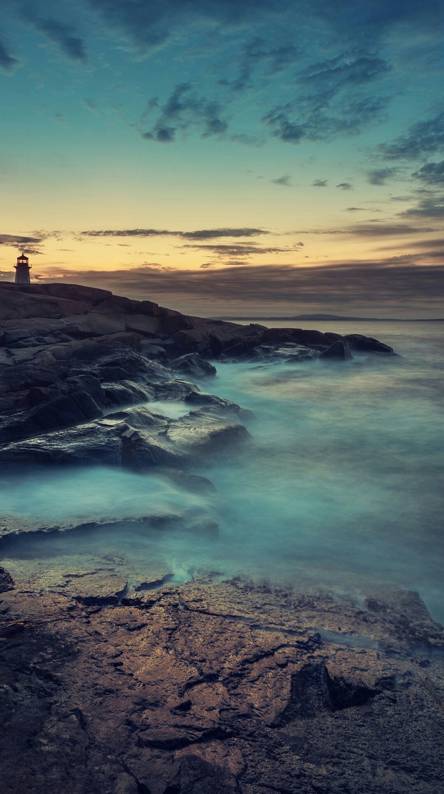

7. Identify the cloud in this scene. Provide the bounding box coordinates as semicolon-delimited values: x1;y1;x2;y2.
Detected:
86;0;286;51
312;179;328;187
336;182;352;190
37;261;444;318
302;52;390;96
380;110;444;160
271;175;292;187
32;17;86;60
0;233;44;245
81;227;268;240
184;243;300;257
378;237;444;252
221;36;299;93
141;83;228;142
401;196;444;219
0;39;19;72
367;167;398;185
346;222;437;236
84;1;444;56
264;95;389;145
298;221;437;237
413;161;444;185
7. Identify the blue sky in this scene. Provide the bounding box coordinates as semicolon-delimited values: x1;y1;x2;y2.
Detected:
1;0;443;315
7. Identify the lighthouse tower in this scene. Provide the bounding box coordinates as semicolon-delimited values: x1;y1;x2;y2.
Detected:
15;252;31;286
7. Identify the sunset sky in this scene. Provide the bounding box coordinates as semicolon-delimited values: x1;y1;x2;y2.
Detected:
1;0;444;316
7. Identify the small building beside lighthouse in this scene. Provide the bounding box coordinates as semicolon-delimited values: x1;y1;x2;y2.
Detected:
15;252;31;286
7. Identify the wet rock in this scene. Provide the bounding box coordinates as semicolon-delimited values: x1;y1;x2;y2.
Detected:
184;391;245;416
319;340;353;361
0;566;14;592
120;427;183;469
0;422;124;466
345;333;394;354
167;412;250;456
172;353;217;378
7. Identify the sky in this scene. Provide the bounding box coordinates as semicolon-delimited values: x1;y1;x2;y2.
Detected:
1;0;444;317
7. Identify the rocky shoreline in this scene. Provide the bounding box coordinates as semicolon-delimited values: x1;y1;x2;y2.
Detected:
2;282;443;793
0;281;392;476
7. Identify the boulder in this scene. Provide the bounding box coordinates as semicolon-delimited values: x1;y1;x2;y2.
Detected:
345;334;394;354
0;390;103;444
120;427;183;469
0;566;14;592
171;353;217;378
319;340;353;361
0;422;123;466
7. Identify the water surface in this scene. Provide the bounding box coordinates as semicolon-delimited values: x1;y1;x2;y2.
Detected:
1;321;443;620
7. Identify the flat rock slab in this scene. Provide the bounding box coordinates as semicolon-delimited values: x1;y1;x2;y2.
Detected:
0;575;443;793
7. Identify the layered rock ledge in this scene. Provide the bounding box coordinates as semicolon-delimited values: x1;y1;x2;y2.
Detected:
0;282;393;473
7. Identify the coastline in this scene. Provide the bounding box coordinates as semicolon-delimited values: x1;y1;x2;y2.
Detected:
1;282;443;792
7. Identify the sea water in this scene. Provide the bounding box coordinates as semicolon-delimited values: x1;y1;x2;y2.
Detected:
1;321;443;620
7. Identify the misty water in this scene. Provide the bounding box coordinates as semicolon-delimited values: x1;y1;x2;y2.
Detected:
1;321;443;621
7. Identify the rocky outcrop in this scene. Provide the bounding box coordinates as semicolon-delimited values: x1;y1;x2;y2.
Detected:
0;281;394;473
0;569;443;793
0;566;14;592
172;353;217;378
319;339;353;361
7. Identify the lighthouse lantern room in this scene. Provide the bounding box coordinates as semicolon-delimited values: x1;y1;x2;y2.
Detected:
15;252;31;286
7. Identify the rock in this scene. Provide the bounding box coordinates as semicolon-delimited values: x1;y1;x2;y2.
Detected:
172;353;217;378
0;566;14;592
167;412;250;455
0;282;394;479
67;572;128;606
0;578;442;793
345;334;394;354
184;391;245;416
120;427;183;469
0;422;124;466
319;340;353;361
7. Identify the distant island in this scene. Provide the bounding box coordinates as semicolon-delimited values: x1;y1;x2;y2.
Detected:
215;313;444;322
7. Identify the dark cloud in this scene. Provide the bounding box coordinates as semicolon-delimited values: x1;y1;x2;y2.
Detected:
271;175;292;187
29;17;87;61
264;95;389;145
142;83;227;142
378;237;444;252
0;233;44;245
312;179;328;187
38;261;444;318
367;167;398;185
346;222;437;236
299;222;437;237
413;161;444;185
0;39;19;71
86;0;285;51
184;243;299;257
302;52;390;96
84;1;444;54
221;37;299;93
81;227;268;240
380;110;444;160
401;196;444;219
336;182;352;190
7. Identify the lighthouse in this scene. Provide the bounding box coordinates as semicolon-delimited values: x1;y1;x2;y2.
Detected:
15;252;31;286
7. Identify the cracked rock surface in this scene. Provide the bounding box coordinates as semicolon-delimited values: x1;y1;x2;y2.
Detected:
1;568;443;794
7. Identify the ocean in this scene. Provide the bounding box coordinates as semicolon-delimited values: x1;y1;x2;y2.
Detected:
1;320;443;621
